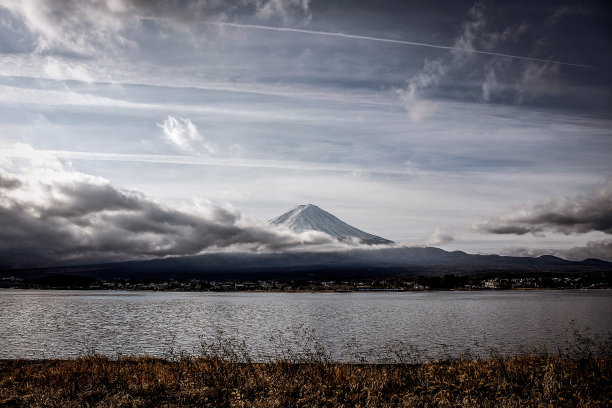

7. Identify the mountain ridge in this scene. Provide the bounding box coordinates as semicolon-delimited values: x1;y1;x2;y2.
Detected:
3;246;609;282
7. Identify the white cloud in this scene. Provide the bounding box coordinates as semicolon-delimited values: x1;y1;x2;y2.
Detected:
41;56;95;83
256;0;312;25
0;0;313;59
158;115;215;155
396;59;446;122
425;227;454;246
0;0;136;57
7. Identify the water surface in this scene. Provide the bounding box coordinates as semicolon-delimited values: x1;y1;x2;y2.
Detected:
1;289;610;361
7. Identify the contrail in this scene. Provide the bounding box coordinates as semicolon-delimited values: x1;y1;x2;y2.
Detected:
21;149;412;175
207;21;590;68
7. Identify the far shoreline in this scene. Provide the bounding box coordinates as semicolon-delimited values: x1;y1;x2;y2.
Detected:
1;286;611;293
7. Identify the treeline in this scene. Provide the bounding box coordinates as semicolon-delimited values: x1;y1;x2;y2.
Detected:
2;272;611;291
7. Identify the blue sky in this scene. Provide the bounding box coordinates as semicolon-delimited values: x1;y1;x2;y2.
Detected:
0;0;611;267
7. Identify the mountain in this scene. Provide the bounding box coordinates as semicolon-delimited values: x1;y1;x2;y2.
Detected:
3;204;610;281
5;246;610;282
269;204;393;245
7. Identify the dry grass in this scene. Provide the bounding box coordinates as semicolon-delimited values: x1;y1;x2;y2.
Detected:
2;326;610;407
0;352;610;407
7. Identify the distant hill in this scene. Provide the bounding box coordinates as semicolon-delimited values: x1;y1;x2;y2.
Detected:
3;246;610;282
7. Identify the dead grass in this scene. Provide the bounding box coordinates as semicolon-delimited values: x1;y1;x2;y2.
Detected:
0;352;610;407
2;326;610;407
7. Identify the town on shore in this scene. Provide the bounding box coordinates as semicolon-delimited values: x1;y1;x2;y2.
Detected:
1;273;610;291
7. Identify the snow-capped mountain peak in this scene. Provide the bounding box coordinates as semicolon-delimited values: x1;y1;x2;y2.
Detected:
269;204;393;245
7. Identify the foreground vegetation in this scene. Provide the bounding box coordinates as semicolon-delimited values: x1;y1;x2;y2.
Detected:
2;327;610;407
1;349;610;407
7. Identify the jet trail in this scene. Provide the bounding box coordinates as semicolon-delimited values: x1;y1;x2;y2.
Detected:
26;150;411;175
207;21;590;68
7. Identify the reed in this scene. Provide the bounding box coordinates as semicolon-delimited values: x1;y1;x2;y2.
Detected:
1;329;610;407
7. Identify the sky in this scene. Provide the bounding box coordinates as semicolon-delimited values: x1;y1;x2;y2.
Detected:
0;0;611;268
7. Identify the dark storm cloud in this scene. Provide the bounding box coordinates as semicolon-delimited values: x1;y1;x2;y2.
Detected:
474;181;612;236
42;182;144;219
0;163;337;269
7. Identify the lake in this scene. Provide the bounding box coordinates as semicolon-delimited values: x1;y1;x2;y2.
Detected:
1;289;611;361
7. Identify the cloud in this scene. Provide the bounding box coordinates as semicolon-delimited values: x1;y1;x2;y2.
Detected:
256;0;312;25
503;239;612;262
208;20;580;67
425;227;454;246
482;66;497;101
462;4;561;103
396;59;446;122
0;172;21;190
396;2;485;121
0;0;312;58
556;240;612;261
480;4;590;104
158;115;215;155
485;23;528;47
510;4;585;103
515;61;560;104
452;1;487;57
0;143;342;268
0;0;137;57
393;1;585;107
473;181;612;236
547;5;590;26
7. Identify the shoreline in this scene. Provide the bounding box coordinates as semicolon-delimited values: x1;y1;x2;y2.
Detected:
0;286;610;293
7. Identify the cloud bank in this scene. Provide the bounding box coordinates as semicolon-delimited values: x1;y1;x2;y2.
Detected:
475;180;612;261
0;144;340;268
473;181;612;236
503;240;612;262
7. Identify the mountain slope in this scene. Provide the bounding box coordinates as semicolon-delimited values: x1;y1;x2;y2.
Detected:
270;204;393;245
6;246;610;282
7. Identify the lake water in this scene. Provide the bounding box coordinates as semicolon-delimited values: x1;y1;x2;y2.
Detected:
1;289;611;361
